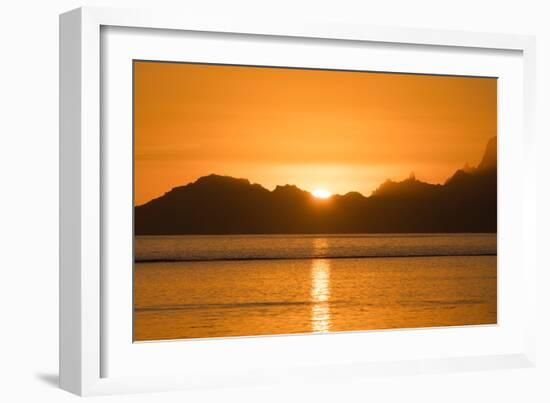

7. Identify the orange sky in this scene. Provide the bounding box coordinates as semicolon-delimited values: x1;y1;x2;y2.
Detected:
134;61;496;206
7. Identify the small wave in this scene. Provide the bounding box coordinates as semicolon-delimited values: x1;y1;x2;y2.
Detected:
398;299;486;306
136;299;348;312
135;253;496;263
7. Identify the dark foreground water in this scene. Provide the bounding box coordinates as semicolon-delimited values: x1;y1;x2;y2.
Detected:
134;234;496;341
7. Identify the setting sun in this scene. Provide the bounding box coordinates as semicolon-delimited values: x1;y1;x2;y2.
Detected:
312;189;332;199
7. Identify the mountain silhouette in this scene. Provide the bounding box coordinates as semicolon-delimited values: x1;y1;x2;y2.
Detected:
476;136;497;173
135;137;497;234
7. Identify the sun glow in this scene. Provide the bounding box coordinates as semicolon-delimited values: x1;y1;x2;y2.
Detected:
312;188;332;199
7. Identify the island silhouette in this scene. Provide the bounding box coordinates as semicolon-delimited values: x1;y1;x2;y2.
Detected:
135;137;496;235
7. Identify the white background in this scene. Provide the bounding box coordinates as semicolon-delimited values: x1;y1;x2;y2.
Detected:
0;0;548;402
103;26;525;379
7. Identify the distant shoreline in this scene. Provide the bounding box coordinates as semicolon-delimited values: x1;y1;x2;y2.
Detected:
135;232;497;238
135;137;497;235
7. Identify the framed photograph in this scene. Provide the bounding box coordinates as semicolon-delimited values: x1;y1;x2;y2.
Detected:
60;7;537;396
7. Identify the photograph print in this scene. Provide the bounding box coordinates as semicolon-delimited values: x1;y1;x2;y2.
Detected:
133;61;497;342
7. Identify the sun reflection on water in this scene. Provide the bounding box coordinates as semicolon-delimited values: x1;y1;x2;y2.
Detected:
311;241;332;332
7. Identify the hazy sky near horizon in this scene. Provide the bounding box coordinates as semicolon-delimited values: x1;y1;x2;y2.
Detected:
134;61;496;206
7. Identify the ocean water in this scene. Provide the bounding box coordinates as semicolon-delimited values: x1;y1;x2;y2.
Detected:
134;234;497;341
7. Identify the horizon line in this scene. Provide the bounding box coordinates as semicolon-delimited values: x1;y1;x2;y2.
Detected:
135;171;441;207
135;165;473;207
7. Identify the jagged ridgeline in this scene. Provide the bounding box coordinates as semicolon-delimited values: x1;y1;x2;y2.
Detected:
135;137;497;234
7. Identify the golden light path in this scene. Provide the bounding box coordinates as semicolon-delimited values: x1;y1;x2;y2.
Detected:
311;238;332;333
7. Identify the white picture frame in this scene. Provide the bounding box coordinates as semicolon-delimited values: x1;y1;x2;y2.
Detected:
59;6;537;396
